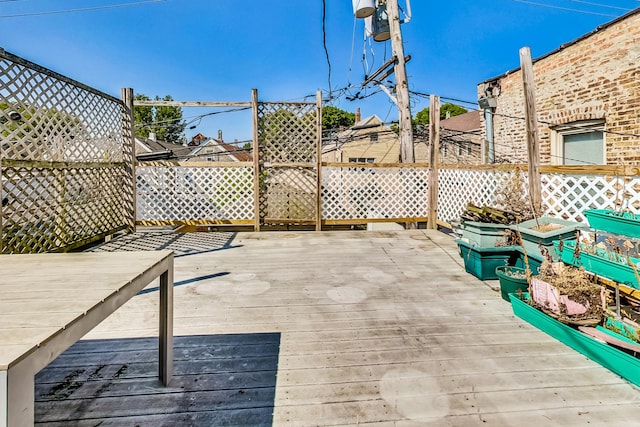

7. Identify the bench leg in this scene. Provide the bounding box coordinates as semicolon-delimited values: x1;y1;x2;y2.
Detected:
159;264;174;386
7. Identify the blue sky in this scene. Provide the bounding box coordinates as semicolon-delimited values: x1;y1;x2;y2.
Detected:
1;0;638;143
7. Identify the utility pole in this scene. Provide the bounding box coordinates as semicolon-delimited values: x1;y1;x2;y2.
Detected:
385;0;414;163
520;46;542;216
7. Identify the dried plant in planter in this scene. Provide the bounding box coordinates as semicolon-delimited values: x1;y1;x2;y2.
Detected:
530;261;604;325
494;170;536;223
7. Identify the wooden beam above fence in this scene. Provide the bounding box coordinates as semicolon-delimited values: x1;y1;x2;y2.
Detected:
438;164;640;176
133;101;252;107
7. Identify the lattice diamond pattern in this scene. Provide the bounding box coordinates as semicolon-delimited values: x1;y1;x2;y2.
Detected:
137;166;255;221
322;166;429;220
1;52;131;253
1;59;124;162
541;173;640;222
260;167;316;221
2;166;127;253
437;168;511;223
257;103;317;164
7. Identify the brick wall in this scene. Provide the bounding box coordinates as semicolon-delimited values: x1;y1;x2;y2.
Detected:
479;11;640;165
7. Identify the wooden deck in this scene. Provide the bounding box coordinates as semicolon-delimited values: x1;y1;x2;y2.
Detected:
34;229;640;426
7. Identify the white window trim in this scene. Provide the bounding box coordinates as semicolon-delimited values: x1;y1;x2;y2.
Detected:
550;120;605;165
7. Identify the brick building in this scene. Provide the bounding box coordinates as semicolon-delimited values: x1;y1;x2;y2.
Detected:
478;8;640;165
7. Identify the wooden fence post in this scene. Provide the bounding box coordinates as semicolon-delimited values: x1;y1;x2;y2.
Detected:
121;88;136;234
316;91;323;232
520;47;542;215
428;95;440;229
252;88;261;232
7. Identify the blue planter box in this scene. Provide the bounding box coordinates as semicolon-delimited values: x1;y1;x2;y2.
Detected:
585;209;640;239
510;293;640;387
456;239;519;280
556;240;640;288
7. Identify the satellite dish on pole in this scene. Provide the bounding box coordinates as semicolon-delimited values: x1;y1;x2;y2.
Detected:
352;0;375;18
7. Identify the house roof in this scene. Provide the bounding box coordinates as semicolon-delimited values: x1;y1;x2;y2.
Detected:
440;111;482;132
135;137;192;161
481;7;640;84
189;138;252;162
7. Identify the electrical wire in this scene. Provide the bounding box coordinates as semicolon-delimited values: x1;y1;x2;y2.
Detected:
567;0;632;12
510;0;619;17
0;0;169;18
321;0;332;99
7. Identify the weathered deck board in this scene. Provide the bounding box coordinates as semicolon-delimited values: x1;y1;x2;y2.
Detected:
34;230;640;425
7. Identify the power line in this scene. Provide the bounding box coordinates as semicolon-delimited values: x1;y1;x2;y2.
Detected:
511;0;619;17
321;0;333;99
567;0;632;12
0;0;169;19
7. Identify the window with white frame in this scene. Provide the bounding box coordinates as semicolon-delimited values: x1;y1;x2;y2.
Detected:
551;120;605;165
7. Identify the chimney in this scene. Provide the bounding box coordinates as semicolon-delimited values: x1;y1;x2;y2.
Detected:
218;130;223;141
355;107;361;123
149;132;156;141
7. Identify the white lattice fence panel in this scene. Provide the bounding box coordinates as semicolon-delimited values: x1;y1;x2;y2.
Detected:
322;166;429;220
437;168;518;224
261;167;316;221
541;173;640;223
137;165;254;222
1;50;131;253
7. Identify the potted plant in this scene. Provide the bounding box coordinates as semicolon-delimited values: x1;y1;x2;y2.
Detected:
510;216;583;261
555;237;640;289
495;265;528;301
584;209;640;238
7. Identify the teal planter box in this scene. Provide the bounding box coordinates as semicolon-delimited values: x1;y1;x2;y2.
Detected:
585;209;640;238
456;239;519;280
495;266;528;301
458;220;509;247
511;216;583;261
510;293;640;387
556;240;640;288
514;247;542;275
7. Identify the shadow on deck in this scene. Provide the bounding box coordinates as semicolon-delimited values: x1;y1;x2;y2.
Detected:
35;333;280;426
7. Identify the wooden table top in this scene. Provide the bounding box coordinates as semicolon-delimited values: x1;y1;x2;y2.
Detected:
0;250;173;370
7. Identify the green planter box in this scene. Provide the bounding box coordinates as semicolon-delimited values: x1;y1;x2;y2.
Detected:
458;220;510;247
514;247;543;275
556;240;640;288
456;239;519;280
585;209;640;238
510;293;640;387
510;217;583;261
495;266;528;301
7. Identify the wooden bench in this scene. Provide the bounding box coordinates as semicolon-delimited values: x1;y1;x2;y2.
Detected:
0;250;174;427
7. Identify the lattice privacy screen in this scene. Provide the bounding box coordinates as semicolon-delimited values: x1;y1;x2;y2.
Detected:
1;50;132;253
136;164;254;224
437;167;640;225
542;173;640;223
437;168;512;223
322;166;429;220
257;102;318;224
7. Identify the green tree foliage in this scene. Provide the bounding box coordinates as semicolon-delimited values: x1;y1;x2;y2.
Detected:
322;105;355;130
413;103;468;125
1;103;80;140
133;94;186;144
259;108;316;162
